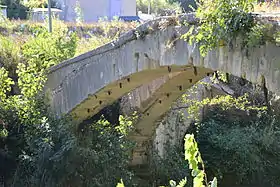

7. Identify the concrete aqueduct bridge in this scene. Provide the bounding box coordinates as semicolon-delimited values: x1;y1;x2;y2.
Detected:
45;13;280;165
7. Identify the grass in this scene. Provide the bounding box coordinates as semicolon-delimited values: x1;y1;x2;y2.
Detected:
254;1;280;13
75;34;117;56
0;18;138;38
0;18;139;57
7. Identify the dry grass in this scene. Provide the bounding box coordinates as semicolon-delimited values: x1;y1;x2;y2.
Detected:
0;19;139;38
254;1;280;13
0;18;139;58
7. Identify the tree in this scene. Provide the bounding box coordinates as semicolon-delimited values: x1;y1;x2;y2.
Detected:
0;0;27;19
169;0;197;12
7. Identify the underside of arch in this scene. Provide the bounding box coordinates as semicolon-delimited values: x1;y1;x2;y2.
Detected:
70;66;211;124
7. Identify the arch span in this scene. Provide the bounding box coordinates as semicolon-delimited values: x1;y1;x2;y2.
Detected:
45;14;280;165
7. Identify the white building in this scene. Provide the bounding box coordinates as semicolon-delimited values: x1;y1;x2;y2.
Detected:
57;0;136;23
29;8;63;22
0;5;7;18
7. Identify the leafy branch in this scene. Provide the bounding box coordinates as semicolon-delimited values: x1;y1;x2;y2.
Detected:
181;0;263;56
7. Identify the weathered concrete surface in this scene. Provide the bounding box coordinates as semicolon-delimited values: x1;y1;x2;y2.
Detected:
45;13;280;165
46;14;280;121
46;15;201;120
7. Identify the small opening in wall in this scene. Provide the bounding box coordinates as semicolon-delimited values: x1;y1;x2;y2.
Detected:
193;66;197;76
134;52;139;72
113;64;116;77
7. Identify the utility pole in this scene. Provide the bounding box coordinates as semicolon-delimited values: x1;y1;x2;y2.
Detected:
148;0;151;14
48;0;52;32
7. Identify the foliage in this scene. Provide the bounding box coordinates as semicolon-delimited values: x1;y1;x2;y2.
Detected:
75;18;130;56
23;0;48;8
0;16;137;186
150;145;191;186
0;0;27;19
75;33;114;55
193;110;280;186
136;0;182;15
120;133;217;187
182;0;264;56
0;35;22;76
116;111;138;135
182;81;267;121
74;0;84;24
210;71;228;84
18;20;77;98
171;0;197;12
0;98;136;187
245;23;266;48
274;31;280;44
116;179;125;187
0;67;14;101
184;134;217;187
6;0;56;11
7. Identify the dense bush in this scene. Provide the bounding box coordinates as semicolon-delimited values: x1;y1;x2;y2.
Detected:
182;0;263;56
191;109;280;186
0;0;27;19
150;145;191;186
0;98;136;186
168;0;197;12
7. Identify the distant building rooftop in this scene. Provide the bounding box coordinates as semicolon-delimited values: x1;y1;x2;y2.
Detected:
119;16;140;22
29;8;63;22
138;12;155;22
31;8;62;13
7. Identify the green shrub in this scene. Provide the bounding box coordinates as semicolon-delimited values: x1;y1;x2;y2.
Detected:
21;22;77;69
10;113;136;187
0;0;28;19
0;92;136;186
18;21;77;98
0;36;21;75
150;145;191;186
193;109;280;186
182;0;260;56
